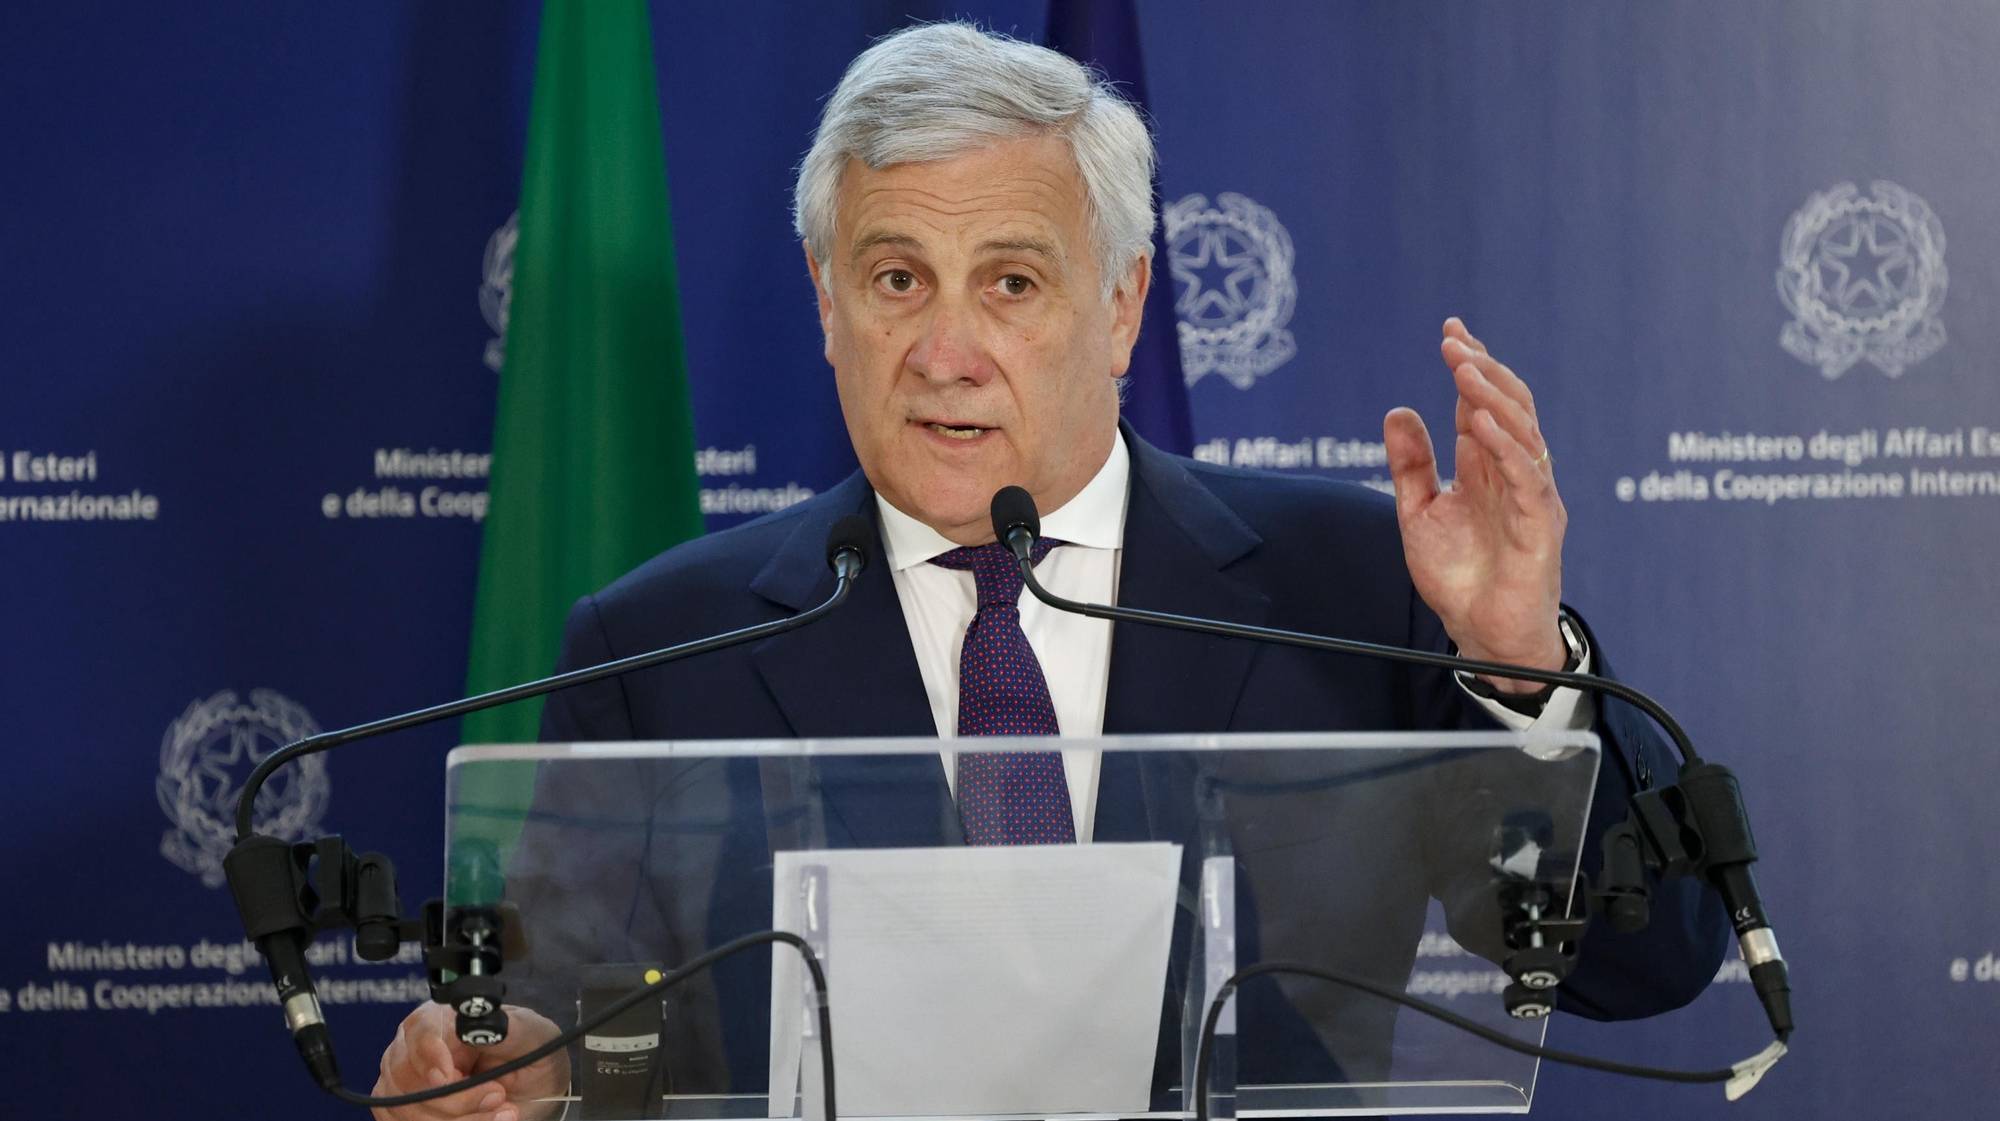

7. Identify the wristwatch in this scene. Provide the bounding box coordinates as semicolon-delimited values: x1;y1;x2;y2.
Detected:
1457;608;1588;718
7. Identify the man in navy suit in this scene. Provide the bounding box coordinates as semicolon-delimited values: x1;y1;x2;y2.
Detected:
373;23;1726;1120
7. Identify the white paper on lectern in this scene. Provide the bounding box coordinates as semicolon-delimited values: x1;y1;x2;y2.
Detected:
766;842;1181;1117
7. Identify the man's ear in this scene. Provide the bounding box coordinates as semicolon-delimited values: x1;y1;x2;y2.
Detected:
803;240;835;364
1107;252;1153;379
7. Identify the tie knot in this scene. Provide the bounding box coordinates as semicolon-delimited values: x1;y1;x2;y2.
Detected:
931;539;1061;609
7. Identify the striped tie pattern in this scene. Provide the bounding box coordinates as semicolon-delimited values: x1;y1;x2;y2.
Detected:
931;539;1075;845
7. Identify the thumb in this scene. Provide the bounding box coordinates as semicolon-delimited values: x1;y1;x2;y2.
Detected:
1383;407;1441;522
413;1002;483;1077
471;1005;565;1070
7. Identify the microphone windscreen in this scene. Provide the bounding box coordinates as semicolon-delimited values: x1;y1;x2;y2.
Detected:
989;486;1040;544
825;514;872;575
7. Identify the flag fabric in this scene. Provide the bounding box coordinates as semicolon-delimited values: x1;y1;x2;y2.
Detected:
1046;0;1197;456
455;0;702;851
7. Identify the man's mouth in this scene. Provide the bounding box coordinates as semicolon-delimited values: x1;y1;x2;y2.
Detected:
921;421;991;441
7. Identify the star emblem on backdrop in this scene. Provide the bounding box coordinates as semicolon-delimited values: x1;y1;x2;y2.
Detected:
1164;192;1299;390
1777;180;1947;379
157;689;330;888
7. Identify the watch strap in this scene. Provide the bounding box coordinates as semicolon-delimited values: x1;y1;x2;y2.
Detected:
1457;609;1587;717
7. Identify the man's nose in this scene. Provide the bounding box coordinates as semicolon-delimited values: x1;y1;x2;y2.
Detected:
904;298;996;386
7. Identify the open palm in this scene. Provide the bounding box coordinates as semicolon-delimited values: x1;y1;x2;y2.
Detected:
1384;319;1567;684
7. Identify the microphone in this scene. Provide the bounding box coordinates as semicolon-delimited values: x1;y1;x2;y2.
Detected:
226;516;874;1083
223;834;341;1089
1675;764;1789;1036
826;512;870;582
263;931;336;1082
987;485;1791;1040
992;485;1039;558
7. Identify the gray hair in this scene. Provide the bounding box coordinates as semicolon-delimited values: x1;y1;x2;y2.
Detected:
793;22;1157;300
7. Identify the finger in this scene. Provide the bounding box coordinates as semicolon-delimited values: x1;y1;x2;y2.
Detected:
1470;409;1559;516
405;1001;482;1075
469;1091;516;1121
417;1069;512;1119
1441;333;1485;386
1451;429;1490;494
420;1032;471;1084
405;1034;510;1117
476;1005;566;1066
1472;348;1536;418
1452;360;1544;461
1442;316;1487;356
1442;340;1500;441
433;1078;524;1121
423;1091;516;1121
376;1011;458;1116
373;1064;499;1121
1383;407;1442;520
1443;339;1535;421
380;1016;412;1082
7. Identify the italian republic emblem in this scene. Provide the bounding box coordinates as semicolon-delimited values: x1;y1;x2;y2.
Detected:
1166;192;1298;390
1777;181;1947;379
157;689;329;888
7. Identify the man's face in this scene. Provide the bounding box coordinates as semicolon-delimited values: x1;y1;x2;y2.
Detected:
807;135;1148;544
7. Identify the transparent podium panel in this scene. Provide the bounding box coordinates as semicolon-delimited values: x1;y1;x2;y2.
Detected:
443;732;1600;1119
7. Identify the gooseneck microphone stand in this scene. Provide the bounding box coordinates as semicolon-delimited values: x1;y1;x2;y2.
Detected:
222;517;874;1117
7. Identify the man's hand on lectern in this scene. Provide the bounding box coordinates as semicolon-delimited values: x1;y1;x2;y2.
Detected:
372;1002;568;1121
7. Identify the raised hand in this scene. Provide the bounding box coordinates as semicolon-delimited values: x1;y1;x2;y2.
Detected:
1383;318;1567;690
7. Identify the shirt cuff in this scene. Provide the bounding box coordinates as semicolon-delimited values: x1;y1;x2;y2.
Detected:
1455;645;1595;731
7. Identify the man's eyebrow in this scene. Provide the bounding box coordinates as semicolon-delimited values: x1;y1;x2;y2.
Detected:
977;236;1063;265
847;232;1065;267
849;231;923;262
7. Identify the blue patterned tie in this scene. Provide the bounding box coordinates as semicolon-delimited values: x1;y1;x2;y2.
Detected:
931;539;1075;845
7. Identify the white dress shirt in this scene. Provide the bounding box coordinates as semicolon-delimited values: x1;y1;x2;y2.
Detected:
874;430;1592;842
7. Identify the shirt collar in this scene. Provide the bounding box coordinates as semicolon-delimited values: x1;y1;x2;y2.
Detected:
875;428;1131;571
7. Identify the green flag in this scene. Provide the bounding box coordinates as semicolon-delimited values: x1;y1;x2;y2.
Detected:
454;0;702;860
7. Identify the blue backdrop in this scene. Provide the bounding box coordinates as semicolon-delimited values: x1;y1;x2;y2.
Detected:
3;2;1994;1117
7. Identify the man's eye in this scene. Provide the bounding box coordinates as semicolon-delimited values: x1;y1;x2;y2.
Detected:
998;275;1034;297
878;270;917;293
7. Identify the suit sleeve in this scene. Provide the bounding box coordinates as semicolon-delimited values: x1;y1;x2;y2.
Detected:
538;593;637;743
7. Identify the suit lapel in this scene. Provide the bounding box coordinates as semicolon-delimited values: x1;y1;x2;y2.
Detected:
1102;429;1270;738
747;472;954;846
745;434;1267;847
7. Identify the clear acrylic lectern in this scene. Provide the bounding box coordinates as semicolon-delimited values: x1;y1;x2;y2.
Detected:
443;731;1599;1119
